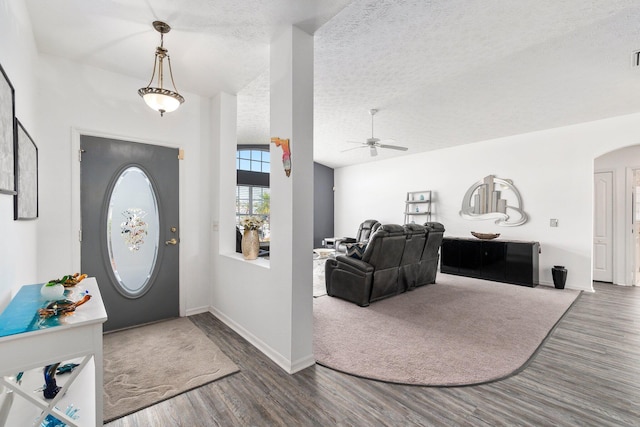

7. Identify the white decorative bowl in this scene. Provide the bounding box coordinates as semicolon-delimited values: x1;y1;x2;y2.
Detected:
41;283;65;300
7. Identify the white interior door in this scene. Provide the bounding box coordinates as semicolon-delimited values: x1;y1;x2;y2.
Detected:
632;170;640;285
593;171;613;282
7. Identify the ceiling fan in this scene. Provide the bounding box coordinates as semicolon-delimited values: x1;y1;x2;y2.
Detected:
342;109;408;157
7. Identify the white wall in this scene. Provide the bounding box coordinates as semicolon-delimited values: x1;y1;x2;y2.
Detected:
30;52;210;315
0;4;314;375
335;113;640;292
0;0;39;310
595;145;640;286
209;27;314;373
210;92;304;372
1;1;212;314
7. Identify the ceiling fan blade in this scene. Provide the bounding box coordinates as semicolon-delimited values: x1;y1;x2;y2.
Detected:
341;110;402;156
341;145;367;152
378;144;408;151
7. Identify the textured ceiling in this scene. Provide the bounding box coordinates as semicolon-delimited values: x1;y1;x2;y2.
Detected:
25;0;640;168
25;0;352;95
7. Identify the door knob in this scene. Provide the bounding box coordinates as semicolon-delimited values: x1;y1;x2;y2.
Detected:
165;238;178;246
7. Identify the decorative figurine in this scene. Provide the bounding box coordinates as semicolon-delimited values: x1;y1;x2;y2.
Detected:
270;137;291;177
43;363;61;399
56;363;80;375
38;294;91;318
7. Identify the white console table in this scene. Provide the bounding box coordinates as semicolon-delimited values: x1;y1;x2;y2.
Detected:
0;278;107;426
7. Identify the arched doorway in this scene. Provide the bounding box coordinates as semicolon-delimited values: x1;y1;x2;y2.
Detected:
594;145;640;286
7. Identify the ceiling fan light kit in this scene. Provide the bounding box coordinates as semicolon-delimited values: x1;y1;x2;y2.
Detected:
343;108;408;156
138;21;185;116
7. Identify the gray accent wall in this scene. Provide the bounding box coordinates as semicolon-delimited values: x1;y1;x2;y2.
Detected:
314;162;334;248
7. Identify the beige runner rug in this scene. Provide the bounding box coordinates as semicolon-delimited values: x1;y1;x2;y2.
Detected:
103;317;239;422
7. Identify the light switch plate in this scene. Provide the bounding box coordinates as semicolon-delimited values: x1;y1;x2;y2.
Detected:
550;219;558;227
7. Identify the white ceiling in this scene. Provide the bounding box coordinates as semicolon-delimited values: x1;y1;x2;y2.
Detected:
25;0;640;168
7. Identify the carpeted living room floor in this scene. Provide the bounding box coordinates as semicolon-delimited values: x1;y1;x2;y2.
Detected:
313;273;580;386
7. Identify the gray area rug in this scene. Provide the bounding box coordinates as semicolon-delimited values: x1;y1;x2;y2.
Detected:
103;317;239;422
314;274;580;386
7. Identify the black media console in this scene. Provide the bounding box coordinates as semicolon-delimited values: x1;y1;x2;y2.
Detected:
440;237;539;287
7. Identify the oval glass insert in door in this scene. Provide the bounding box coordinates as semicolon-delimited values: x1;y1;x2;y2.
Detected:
106;166;160;297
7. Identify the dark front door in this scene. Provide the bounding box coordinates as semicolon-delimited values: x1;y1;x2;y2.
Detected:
80;135;179;332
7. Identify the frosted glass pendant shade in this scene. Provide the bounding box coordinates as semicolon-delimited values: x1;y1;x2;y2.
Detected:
138;21;185;116
139;88;184;116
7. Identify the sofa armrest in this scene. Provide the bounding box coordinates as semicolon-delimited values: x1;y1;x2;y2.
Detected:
335;255;374;274
325;256;375;306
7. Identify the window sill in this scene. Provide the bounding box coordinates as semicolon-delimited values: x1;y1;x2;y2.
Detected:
222;252;270;269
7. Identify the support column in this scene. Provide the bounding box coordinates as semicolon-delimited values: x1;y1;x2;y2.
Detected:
212;92;238;256
270;26;314;372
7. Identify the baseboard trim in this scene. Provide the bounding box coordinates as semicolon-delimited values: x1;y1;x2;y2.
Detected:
290;354;316;374
186;306;210;317
538;280;594;292
208;306;314;374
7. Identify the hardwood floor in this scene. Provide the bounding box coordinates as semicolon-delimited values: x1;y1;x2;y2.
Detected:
105;282;640;426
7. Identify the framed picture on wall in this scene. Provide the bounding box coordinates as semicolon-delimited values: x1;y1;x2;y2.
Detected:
0;63;16;195
14;119;38;220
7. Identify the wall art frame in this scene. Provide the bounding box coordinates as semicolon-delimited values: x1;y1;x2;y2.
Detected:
0;62;16;195
459;174;528;226
14;119;38;220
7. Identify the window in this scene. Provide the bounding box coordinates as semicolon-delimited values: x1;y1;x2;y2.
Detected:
237;148;270;173
236;185;270;240
236;146;270;241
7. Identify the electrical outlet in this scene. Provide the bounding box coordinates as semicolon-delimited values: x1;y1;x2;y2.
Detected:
550;219;558;227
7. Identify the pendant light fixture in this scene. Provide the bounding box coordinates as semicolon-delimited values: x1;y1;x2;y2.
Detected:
138;21;185;116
